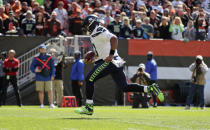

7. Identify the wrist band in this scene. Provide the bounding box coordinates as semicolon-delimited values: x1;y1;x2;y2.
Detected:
110;49;115;55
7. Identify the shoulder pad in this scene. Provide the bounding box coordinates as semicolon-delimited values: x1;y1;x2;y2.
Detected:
91;26;107;37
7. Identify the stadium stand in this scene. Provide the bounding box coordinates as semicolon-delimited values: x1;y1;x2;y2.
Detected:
0;0;208;41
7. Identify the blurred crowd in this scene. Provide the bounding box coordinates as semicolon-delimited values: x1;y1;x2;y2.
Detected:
0;0;209;40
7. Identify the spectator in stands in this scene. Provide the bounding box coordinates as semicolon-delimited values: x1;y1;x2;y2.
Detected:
53;1;68;30
20;2;28;14
49;49;64;107
5;3;11;16
169;17;184;40
138;11;146;22
208;26;210;41
3;49;22;107
110;2;117;17
107;14;122;37
44;0;53;13
120;17;132;39
142;17;154;39
68;2;82;19
149;10;160;38
54;0;68;10
35;12;45;36
195;12;208;41
132;19;148;39
39;6;50;22
152;0;163;14
169;8;176;22
21;10;36;36
176;9;189;27
0;6;8;20
69;8;83;36
158;16;171;39
3;11;19;35
30;44;56;108
12;0;21;13
127;2;135;17
0;17;3;34
30;0;36;8
120;1;129;16
145;0;152;16
202;0;210;13
184;20;196;41
45;12;62;37
101;0;108;10
0;0;207;41
0;51;6;106
70;51;84;107
163;8;169;17
130;11;137;27
185;55;208;110
14;10;21;26
172;0;184;9
32;2;39;15
145;51;158;107
81;2;89;18
137;0;145;8
103;9;114;27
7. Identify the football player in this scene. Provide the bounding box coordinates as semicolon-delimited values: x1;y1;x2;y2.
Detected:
75;15;164;115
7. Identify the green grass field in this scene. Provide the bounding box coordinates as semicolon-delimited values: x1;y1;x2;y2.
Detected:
0;106;210;130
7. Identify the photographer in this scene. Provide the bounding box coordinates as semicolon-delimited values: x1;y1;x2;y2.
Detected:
131;63;151;108
185;55;208;110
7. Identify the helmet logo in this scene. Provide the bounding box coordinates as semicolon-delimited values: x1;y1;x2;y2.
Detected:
88;18;93;22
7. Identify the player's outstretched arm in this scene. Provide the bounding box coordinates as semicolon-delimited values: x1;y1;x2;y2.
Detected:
105;36;118;62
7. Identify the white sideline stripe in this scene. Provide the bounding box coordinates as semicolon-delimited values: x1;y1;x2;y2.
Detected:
114;120;181;129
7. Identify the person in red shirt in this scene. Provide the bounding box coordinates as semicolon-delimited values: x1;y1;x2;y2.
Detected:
3;49;22;107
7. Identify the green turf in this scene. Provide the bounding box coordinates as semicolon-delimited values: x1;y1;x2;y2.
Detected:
0;106;210;130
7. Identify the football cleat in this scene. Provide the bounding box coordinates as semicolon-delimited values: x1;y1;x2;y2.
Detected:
148;83;164;102
74;103;94;115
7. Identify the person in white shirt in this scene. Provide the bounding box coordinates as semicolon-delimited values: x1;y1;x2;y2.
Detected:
81;2;89;18
172;0;184;9
103;10;114;27
152;0;163;14
74;15;164;115
208;26;210;41
201;0;210;12
53;1;68;30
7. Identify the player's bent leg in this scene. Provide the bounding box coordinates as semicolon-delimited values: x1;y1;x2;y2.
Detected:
111;67;164;102
111;67;145;92
86;60;110;99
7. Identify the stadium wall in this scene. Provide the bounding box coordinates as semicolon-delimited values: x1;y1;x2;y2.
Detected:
124;39;210;105
2;37;210;105
0;36;50;57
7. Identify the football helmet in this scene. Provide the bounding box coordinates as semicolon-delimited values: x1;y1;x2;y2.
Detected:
83;15;100;33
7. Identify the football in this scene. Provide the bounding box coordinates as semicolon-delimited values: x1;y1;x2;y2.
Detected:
84;51;95;61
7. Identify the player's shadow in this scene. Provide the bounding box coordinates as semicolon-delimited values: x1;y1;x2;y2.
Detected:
62;117;112;120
